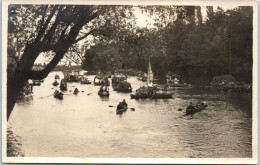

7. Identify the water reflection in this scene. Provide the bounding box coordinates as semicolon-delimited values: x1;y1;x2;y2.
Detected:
7;72;252;158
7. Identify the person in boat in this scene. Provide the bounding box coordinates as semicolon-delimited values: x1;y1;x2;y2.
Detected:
187;102;195;109
100;85;104;92
117;102;123;110
196;100;202;108
122;99;127;107
74;88;79;93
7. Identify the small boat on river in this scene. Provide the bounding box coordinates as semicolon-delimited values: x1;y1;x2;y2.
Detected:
94;75;110;86
54;90;63;100
186;102;208;115
131;57;173;99
52;80;59;86
80;76;91;84
166;72;190;87
116;106;128;114
55;74;60;79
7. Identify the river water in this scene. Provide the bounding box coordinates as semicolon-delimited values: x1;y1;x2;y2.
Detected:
7;71;252;158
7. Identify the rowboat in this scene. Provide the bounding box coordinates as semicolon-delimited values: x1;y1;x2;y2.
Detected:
186;104;208;115
52;81;59;86
98;90;109;96
116;106;127;114
54;91;63;100
55;74;60;79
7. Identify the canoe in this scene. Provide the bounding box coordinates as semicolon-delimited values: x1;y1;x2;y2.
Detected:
116;106;128;114
186;104;208;115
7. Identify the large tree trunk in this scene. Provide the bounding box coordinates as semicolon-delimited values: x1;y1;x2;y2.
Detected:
7;70;28;120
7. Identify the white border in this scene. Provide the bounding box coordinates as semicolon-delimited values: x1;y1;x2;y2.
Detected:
2;0;258;164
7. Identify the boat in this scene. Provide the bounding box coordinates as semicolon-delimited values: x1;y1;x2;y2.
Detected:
54;90;63;100
166;72;191;87
59;79;67;91
80;76;91;84
63;70;80;82
32;80;41;86
131;57;173;99
112;74;127;86
94;75;110;86
137;73;147;82
52;80;59;86
73;88;79;95
55;74;60;79
113;80;132;92
186;104;208;115
98;89;110;96
116;106;128;114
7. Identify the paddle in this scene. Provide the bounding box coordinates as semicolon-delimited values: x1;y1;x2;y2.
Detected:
39;94;53;99
108;105;135;111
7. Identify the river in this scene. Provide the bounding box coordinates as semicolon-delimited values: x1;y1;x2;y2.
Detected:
7;71;252;158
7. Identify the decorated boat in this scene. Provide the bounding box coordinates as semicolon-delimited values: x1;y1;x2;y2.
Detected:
94;75;110;86
111;74;127;87
63;70;80;82
137;73;147;82
131;57;173;99
113;81;132;92
166;72;190;87
80;76;91;84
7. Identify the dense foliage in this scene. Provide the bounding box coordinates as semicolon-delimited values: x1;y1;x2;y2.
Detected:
82;6;253;85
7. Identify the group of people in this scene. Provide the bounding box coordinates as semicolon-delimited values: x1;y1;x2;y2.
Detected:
117;99;128;110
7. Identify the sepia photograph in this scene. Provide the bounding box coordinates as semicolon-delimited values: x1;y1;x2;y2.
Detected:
2;0;258;164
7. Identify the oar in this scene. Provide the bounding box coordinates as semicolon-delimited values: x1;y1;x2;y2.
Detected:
108;105;135;111
39;94;53;99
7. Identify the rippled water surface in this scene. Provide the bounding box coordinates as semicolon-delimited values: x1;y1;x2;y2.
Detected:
8;72;252;158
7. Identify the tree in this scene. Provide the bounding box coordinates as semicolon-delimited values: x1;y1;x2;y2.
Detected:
7;5;134;120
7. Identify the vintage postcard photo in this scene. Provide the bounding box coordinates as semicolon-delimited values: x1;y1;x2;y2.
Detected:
2;0;258;164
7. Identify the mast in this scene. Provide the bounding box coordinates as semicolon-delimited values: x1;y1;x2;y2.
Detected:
147;56;154;85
